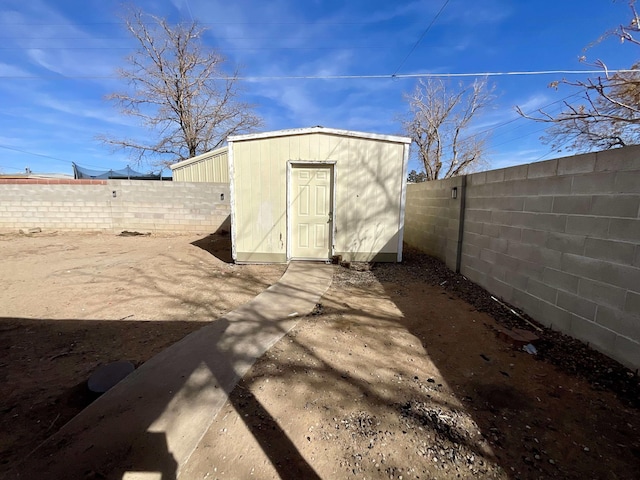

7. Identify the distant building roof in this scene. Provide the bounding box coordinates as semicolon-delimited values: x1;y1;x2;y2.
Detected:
0;173;74;180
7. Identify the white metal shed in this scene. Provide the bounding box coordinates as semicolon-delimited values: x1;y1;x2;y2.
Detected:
228;127;412;264
170;146;229;182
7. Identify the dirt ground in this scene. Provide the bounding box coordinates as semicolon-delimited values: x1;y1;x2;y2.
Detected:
1;232;639;479
182;252;640;480
0;230;286;474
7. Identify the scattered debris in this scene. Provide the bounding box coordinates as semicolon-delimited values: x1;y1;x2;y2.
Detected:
118;231;150;237
46;414;61;433
523;343;538;355
349;262;374;272
371;246;640;409
49;350;73;362
19;227;42;235
491;295;543;332
494;325;540;347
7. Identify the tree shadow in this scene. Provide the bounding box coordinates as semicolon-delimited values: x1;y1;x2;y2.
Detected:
12;219;635;479
3;262;328;480
207;286;506;478
366;251;640;480
0;317;207;479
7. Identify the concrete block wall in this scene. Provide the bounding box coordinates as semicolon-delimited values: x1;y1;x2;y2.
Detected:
0;179;230;233
405;176;465;271
404;146;640;370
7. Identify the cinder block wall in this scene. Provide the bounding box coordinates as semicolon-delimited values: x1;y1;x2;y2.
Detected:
0;179;230;233
405;146;640;370
405;176;465;271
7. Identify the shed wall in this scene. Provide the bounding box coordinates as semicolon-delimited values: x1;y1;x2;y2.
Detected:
172;148;229;182
231;132;406;263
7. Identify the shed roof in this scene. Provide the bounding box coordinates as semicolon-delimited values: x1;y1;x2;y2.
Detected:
169;146;228;171
228;126;412;145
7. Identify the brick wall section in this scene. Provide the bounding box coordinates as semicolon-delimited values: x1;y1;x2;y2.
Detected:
0;180;230;233
404;146;640;370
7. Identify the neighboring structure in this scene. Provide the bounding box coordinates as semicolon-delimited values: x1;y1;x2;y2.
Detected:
228;127;412;263
170;146;229;182
72;163;168;180
0;172;73;180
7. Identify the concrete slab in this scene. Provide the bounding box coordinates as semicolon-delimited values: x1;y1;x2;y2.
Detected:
12;261;333;480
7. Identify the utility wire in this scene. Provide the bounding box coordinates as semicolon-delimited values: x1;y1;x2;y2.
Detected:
460;91;583;143
0;144;68;162
532;137;574;162
184;0;195;23
0;69;638;80
0;146;128;171
393;0;450;75
235;69;640;80
417;91;585;159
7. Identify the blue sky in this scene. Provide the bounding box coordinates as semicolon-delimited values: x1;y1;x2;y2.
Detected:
0;0;637;176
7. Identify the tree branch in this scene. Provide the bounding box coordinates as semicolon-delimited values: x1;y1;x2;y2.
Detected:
100;6;262;166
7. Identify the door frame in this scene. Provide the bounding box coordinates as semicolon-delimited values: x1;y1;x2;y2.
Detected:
286;161;337;261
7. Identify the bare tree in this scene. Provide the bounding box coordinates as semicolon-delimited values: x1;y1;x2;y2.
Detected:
402;78;494;181
517;0;640;152
101;7;262;166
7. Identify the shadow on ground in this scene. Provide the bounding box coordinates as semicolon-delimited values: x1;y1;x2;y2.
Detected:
181;249;640;480
191;229;232;264
4;234;639;480
0;317;204;477
368;250;640;479
3;260;328;480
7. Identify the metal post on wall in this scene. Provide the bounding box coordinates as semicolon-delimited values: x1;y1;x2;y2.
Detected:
454;175;467;273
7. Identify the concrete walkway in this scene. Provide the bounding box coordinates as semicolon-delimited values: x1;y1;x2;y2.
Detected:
13;262;333;480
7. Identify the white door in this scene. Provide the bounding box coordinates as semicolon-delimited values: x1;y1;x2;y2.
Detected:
291;166;333;260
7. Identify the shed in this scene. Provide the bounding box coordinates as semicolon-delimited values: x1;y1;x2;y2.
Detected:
170;146;229;182
228;127;412;264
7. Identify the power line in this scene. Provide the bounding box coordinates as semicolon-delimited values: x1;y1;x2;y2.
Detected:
0;46;387;51
393;0;450;76
532;137;575;162
0;144;68;162
464;91;583;142
0;145;129;171
0;69;637;80
184;0;195;23
417;92;586;158
0;21;377;27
